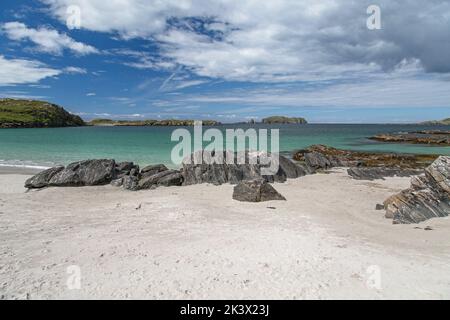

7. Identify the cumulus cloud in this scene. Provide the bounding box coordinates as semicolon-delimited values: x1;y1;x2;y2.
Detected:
1;21;98;55
0;55;60;86
41;0;450;82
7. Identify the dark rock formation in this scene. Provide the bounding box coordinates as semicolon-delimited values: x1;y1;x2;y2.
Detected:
375;204;384;210
294;145;437;171
141;164;168;177
181;150;307;186
383;156;450;224
48;159;116;186
232;179;286;202
369;131;450;146
25;166;65;189
115;162;139;178
157;171;184;187
122;175;140;191
347;167;422;181
25;160;117;188
138;170;183;189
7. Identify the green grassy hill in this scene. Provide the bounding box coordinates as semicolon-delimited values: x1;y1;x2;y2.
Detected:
0;99;85;128
262;116;308;124
420;118;450;125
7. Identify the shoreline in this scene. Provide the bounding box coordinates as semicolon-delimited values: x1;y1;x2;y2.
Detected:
0;165;45;175
1;169;449;299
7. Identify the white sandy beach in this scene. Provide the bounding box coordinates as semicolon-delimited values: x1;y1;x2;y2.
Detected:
1;168;449;300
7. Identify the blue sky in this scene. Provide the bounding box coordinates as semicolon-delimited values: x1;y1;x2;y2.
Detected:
1;0;450;123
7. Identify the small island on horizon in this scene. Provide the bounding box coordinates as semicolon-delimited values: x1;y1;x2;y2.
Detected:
0;98;310;128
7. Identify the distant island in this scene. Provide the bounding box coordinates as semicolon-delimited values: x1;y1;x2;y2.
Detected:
0;98;310;128
88;119;221;126
261;116;308;124
420;118;450;125
0;99;85;128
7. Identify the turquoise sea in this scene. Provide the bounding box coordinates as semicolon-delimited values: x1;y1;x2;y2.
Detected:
0;124;449;169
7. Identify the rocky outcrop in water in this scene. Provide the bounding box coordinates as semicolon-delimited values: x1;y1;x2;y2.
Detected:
232;179;286;202
383;156;450;224
369;131;450;146
294;145;436;169
293;144;436;180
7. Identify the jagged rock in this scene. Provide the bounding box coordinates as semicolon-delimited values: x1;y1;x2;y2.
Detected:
25;166;65;189
115;162;139;178
122;175;139;191
181;150;306;186
347;167;422;180
48;159;116;186
383;156;450;224
157;171;184;187
304;152;336;170
278;155;310;177
140;164;168;177
232;179;286;202
138;170;181;189
129;168;139;177
375;203;384;210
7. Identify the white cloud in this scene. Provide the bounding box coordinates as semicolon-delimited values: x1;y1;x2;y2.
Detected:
180;74;450;108
64;66;87;74
1;21;98;55
41;0;450;82
86;92;96;96
0;55;60;86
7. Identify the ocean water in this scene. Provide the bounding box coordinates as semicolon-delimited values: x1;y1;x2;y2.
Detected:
0;124;449;169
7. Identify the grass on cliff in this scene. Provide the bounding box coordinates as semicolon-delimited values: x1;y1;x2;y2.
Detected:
262;116;308;124
0;99;85;128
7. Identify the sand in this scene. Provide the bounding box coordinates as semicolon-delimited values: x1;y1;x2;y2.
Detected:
0;168;449;300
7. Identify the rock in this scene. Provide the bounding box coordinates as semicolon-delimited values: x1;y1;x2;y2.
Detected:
347;167;422;180
293;145;437;171
303;152;335;170
278;155;309;178
181;150;305;186
129;168;139;177
115;162;139;178
425;156;450;193
375;203;384;210
383;156;450;224
110;178;124;187
156;171;183;187
122;175;139;191
24;166;65;189
232;179;286;202
138;170;181;190
369;131;450;146
141;164;168;177
48;159;116;186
